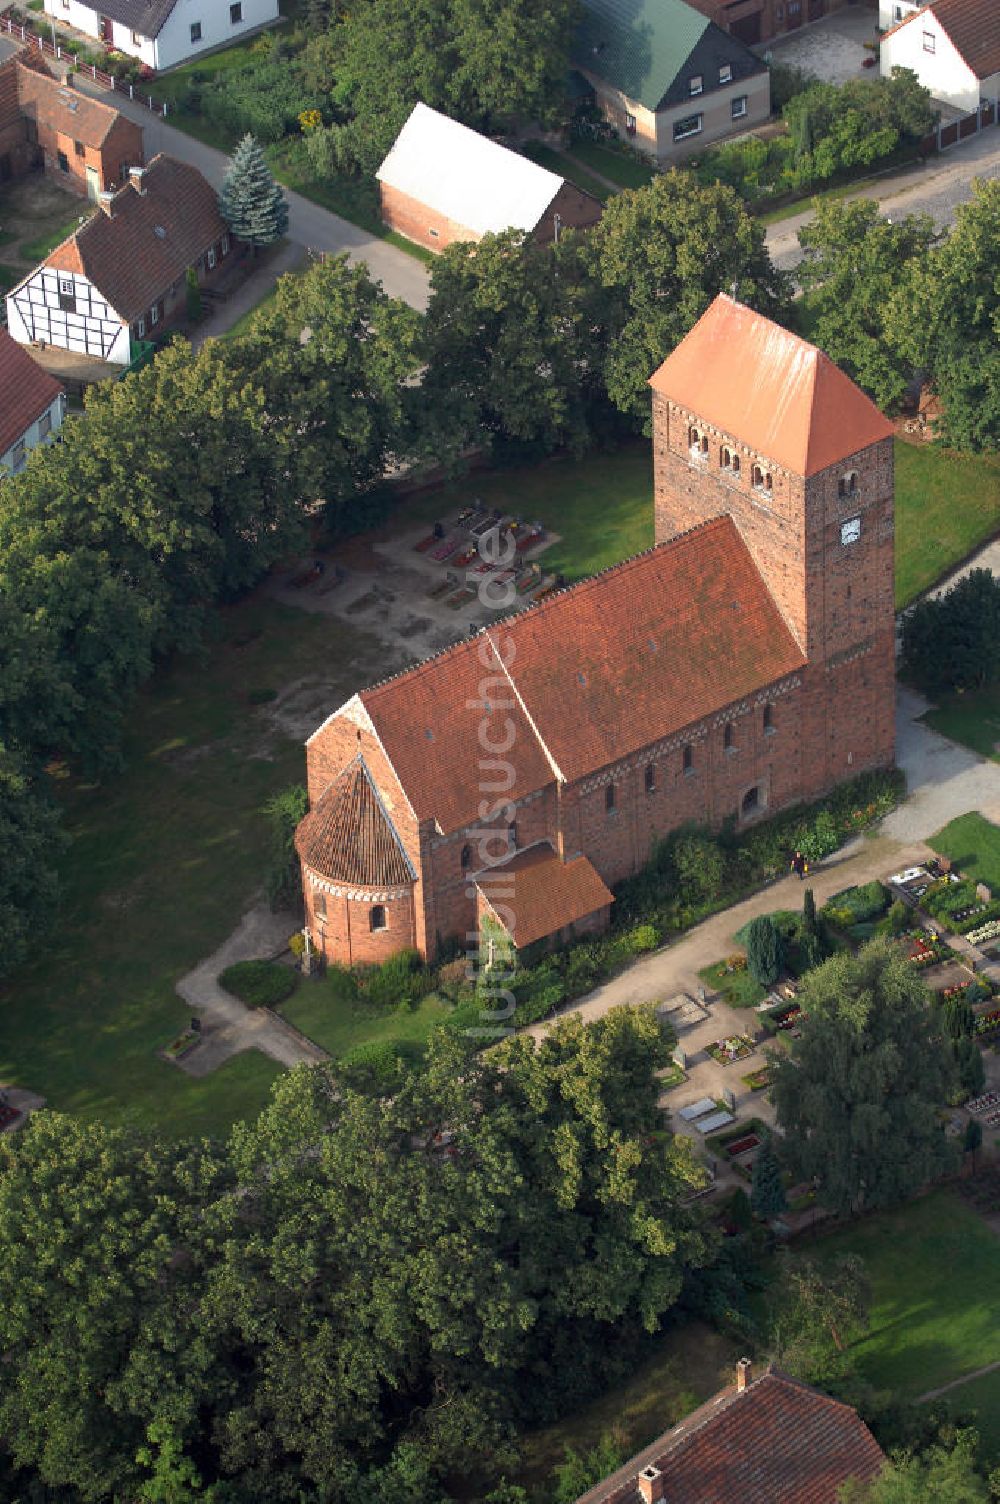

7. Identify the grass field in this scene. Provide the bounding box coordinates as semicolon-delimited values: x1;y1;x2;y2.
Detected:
0;598;394;1139
281;983;452;1062
942;1367;1000;1463
520;141;611;202
786;1189;1000;1399
930;814;1000;890
568;139;656;190
894;440;1000;608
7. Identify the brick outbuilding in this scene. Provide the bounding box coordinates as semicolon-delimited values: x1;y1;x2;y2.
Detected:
298;295;897;972
376;102;603;254
0;51;142;197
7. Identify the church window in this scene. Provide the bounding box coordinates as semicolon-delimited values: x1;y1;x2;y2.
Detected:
721;447;740;474
752;464;772;494
605;783;617;812
314;891;327;919
742;785;761;816
682;743;694;774
763;703;774;734
645;764;656;794
724;722;735;752
461;843;472;871
838;471;858;499
370;904;386;931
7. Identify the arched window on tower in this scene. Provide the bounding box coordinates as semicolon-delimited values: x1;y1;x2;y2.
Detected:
752;464;772;495
370;904;386;932
838;471;858;499
314;891;327;920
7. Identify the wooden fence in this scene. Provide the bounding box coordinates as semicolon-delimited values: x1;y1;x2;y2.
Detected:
920;99;997;156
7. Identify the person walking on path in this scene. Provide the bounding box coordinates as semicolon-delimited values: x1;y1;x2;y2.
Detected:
791;850;809;881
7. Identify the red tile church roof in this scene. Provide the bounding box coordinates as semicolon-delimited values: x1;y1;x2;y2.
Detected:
295;756;415;887
577;1367;885;1504
649;294;894;476
478;844;614;948
356;514;805;834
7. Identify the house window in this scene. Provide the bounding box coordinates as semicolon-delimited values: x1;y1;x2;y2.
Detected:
625;111;636;134
461;843;472;871
221;234;230;255
763;703;774;735
11;440;25;474
682;744;693;774
645;764;656;794
370;904;386;932
839;471;858;498
689;74;703;97
314;891;327;919
731;95;748;120
190;21;202;41
56;150;69;173
752;464;772;494
60;0;69;8
230;0;242;18
74;140;85;158
58;290;75;312
207;246;217;269
922;30;935;52
719;63;732;84
131;28;141;43
428;228;440;238
137;316;146;337
150;302;159;326
38;410;52;440
724;722;735;752
674;113;703;141
605;783;616;813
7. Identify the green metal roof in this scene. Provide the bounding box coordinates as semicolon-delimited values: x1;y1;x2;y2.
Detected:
574;0;710;112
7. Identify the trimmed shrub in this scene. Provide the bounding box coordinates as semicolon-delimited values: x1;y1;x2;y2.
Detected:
219;959;298;1007
359;948;429;1010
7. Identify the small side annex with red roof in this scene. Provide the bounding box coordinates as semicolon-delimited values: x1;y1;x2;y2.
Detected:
298;295;896;968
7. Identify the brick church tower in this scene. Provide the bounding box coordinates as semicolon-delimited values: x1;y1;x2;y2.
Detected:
649;295;896;800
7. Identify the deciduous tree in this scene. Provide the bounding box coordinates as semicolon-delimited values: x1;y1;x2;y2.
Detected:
769;939;958;1215
0;745;64;978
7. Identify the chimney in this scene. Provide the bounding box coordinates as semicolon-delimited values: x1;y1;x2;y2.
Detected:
736;1357;752;1393
637;1465;665;1504
129;165;147;195
97;190;115;216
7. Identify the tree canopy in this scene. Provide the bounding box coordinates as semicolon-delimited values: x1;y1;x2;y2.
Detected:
769;939;958;1216
219;133;289;246
901;568;1000;698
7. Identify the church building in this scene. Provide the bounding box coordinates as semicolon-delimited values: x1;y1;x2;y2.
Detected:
295;296;897;966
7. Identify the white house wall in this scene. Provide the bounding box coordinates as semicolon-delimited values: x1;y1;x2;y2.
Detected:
45;0;278;68
5;266;130;364
880;10;983;112
0;393;66;477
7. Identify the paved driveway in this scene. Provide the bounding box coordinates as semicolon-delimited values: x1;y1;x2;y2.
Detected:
764;9;880;85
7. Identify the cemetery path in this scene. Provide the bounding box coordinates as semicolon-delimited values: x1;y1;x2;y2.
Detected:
917;1357;1000;1404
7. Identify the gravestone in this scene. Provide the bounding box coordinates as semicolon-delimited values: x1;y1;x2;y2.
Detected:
672;1046;686;1070
722;1087;736;1112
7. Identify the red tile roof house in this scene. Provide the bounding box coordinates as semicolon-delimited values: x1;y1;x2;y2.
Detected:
0;51;143;199
4;153;237;365
879;0;1000;114
0;327;65;477
376;103;603;255
574;1360;886;1504
296;294;897;969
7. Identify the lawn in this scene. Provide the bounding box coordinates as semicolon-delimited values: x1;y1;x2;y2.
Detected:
0;597;393;1140
568;140;656;190
894;439;1000;608
786;1189;1000;1398
930;813;1000;890
18;212;87;262
942;1366;1000;1465
520;142;612;203
281;980;452;1061
400;443;655;582
922;687;1000;764
516;1321;740;1491
698;960;766;1009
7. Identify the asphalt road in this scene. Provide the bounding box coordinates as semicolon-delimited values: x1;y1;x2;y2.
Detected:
766;126;1000;270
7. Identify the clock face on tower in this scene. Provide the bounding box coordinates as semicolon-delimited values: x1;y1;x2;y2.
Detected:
841;517;861;546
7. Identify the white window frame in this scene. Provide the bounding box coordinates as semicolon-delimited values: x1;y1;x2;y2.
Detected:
221;234;230;255
131;28;141;43
207;246;217;269
719;63;732;84
149;303;159;326
923;30;935;52
137;316;146;337
732;95;748;120
689;74;703;97
625;110;636;134
38;410;52;440
673;113;703;141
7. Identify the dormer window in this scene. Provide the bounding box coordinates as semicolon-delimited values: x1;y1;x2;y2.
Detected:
752;464;772;494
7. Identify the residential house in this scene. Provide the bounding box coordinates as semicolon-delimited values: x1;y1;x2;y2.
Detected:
572;0;770;161
376;103;603;254
6;153;235;365
880;0;922;28
0;51;143;198
42;0;278;72
574;1361;886;1503
0;327;65;477
880;0;1000;112
296;295;896;968
687;0;849;47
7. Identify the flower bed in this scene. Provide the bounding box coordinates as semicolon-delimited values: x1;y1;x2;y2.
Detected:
706;1035;755;1065
741;1066;771;1092
966;918;1000;946
974;1009;1000;1039
724;1132;761;1157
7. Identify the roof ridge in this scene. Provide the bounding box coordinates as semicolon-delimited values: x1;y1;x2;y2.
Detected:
359;516;732;702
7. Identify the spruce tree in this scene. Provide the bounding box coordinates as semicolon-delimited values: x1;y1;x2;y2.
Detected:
800;887;824;972
218;134;289;250
751;1133;787;1220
